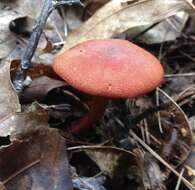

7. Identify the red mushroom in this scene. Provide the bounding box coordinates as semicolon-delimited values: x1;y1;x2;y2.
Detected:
53;39;164;133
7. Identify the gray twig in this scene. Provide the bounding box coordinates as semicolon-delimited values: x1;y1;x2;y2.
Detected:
14;0;82;93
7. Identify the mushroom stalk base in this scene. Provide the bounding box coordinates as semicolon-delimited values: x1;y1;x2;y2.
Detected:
13;0;82;93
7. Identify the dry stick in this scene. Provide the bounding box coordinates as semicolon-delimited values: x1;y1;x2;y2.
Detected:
13;0;82;93
165;73;195;78
130;130;195;190
2;160;40;185
175;168;185;190
156;87;163;133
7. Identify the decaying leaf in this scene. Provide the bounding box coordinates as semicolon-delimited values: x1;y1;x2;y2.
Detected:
0;0;43;59
0;129;73;190
0;0;63;60
0;1;195;190
0;60;20;123
0;103;48;140
126;11;189;44
62;0;192;50
69;146;145;190
84;146;135;178
0;93;73;190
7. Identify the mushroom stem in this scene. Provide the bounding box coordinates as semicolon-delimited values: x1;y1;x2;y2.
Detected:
13;0;82;93
70;97;108;134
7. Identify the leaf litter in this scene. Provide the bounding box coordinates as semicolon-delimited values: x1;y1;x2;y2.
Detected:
0;0;195;190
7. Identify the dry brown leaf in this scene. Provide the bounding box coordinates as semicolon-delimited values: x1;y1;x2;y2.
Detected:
0;96;73;189
0;60;20;122
21;76;66;103
62;0;192;51
0;129;73;190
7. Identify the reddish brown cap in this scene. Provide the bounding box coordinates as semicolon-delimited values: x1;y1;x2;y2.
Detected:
53;39;164;98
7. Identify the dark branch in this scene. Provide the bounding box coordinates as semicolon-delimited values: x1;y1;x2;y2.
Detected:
14;0;82;93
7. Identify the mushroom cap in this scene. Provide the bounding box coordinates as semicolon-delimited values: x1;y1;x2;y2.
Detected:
53;39;164;98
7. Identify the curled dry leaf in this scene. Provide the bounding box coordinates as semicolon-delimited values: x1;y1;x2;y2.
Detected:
21;76;66;103
62;0;192;51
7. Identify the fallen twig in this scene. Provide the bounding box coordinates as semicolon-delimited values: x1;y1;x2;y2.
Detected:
14;0;82;93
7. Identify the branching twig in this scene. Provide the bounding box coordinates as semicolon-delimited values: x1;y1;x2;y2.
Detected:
14;0;82;93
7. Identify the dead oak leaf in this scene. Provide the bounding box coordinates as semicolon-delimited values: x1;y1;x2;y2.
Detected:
0;128;73;190
62;0;192;51
0;97;73;189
